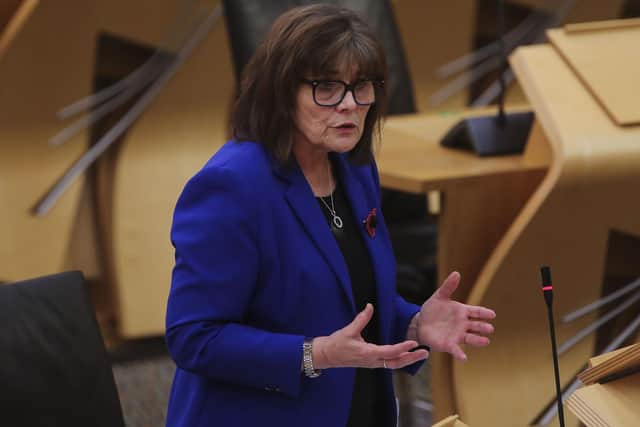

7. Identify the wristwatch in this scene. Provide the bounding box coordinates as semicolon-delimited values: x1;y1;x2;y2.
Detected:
303;338;321;378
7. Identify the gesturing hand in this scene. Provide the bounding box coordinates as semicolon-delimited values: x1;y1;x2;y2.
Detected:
313;304;429;370
417;271;496;361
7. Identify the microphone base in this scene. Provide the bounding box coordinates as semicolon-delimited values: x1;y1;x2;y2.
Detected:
440;110;534;157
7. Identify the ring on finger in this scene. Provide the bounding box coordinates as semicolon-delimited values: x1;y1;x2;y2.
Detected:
383;360;388;369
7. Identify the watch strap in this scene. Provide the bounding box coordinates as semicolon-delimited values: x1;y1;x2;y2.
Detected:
303;338;321;378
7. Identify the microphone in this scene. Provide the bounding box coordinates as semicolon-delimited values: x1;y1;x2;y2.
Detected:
540;266;566;427
440;0;534;156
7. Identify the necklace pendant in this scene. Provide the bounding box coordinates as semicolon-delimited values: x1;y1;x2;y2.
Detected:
332;215;343;229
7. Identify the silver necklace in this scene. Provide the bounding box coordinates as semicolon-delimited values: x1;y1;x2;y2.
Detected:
318;161;343;229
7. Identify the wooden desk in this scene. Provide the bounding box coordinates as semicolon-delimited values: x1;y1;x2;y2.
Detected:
379;109;548;193
378;110;550;420
379;109;549;295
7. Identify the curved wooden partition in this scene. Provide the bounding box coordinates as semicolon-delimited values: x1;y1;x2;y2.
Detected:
0;0;226;338
378;108;550;421
453;44;640;426
86;0;231;338
108;8;233;337
4;1;632;343
0;0;38;61
0;0;93;282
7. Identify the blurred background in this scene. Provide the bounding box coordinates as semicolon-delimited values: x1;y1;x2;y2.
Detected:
2;1;639;426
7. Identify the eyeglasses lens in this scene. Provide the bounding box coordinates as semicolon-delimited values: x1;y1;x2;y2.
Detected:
314;81;375;106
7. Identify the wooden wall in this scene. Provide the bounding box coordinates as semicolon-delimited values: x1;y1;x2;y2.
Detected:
0;0;627;338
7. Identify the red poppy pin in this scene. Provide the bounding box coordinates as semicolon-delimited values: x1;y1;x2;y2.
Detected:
363;208;378;238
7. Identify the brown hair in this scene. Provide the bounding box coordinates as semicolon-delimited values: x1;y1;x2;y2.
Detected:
230;3;388;165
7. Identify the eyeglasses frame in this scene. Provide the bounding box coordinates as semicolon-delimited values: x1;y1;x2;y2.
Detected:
301;78;383;107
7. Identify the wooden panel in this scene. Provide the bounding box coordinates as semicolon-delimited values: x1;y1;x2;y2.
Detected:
379;109;550;420
548;21;640;125
0;0;93;282
510;0;624;19
4;0;630;340
578;343;640;385
431;414;470;427
106;0;232;337
0;0;38;61
567;374;640;427
379;107;548;193
379;111;549;297
564;17;640;32
451;44;640;427
93;0;196;52
0;0;224;338
0;0;23;29
392;0;475;112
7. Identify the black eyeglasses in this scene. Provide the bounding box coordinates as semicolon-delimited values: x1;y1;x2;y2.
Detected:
301;79;380;107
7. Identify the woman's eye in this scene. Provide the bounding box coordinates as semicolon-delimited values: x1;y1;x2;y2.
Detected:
317;81;341;92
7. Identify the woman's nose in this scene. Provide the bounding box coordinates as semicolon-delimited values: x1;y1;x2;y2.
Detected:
337;89;357;111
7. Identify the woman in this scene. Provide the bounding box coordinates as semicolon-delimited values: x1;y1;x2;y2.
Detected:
165;4;495;427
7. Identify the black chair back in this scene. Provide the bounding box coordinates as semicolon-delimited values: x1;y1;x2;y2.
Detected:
0;271;125;427
223;0;416;115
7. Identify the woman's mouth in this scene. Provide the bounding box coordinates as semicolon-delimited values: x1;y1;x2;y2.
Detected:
334;123;356;130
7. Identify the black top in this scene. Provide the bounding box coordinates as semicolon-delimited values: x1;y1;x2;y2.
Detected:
316;175;389;427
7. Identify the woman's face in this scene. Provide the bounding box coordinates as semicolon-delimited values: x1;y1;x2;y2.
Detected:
292;67;372;156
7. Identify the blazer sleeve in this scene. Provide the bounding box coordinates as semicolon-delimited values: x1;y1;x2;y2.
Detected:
166;163;304;398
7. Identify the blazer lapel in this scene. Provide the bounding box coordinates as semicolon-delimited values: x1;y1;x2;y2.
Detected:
276;162;355;313
334;154;393;343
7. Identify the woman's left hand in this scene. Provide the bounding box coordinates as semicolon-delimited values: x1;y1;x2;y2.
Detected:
416;271;496;361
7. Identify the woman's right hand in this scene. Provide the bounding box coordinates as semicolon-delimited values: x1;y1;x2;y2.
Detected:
312;304;429;370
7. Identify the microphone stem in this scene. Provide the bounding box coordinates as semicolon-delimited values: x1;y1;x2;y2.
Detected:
546;302;566;427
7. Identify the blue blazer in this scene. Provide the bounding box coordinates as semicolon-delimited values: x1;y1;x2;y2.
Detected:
165;141;421;427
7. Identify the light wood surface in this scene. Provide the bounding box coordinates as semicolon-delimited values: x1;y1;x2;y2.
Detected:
579;343;640;384
108;0;620;338
564;17;640;33
2;0;632;341
0;0;38;61
110;17;233;337
588;343;639;369
392;0;475;112
0;0;481;338
450;42;640;427
431;414;470;427
379;108;548;193
0;0;225;338
0;0;93;283
379;108;550;420
380;111;549;302
91;0;230;338
547;22;640;126
567;374;640;427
